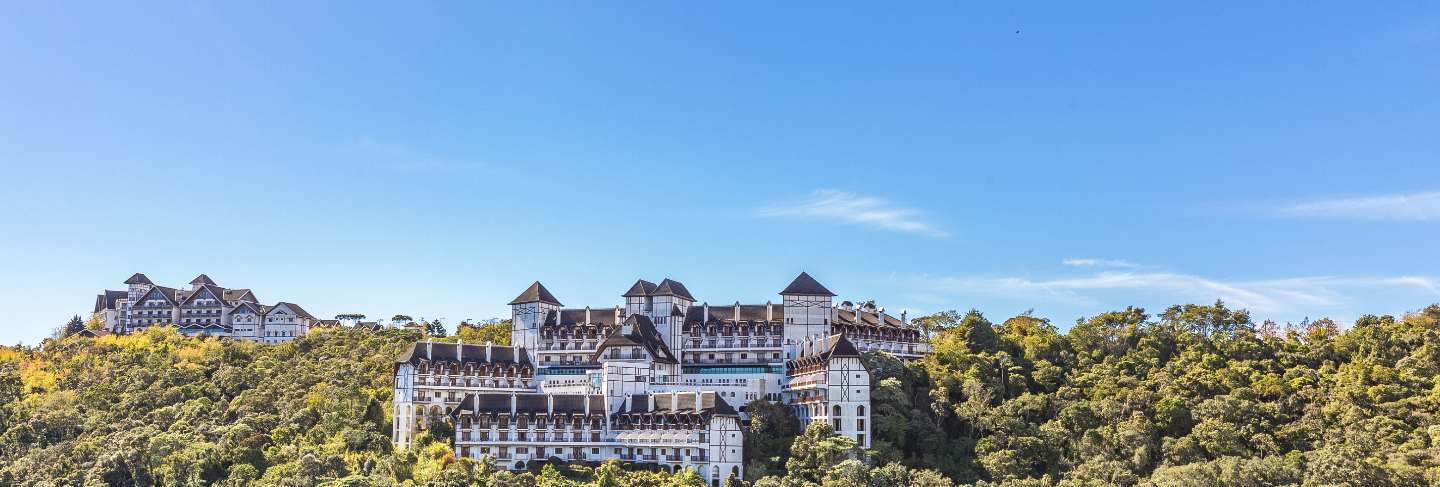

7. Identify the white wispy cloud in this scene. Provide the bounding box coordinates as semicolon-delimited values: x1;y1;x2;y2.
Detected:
900;270;1440;315
1275;191;1440;221
1062;258;1139;269
757;190;948;238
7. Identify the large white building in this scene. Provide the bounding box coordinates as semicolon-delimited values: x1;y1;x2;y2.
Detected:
91;273;318;343
391;273;931;486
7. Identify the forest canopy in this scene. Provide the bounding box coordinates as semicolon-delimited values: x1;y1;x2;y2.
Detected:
3;301;1440;486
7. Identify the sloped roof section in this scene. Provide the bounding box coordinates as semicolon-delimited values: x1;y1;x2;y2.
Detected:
684;304;784;324
508;281;563;306
135;286;179;306
94;290;127;312
622;279;657;297
824;334;862;358
395;341;533;366
593;314;678;364
182;284;227;305
650;278;694;301
270;302;316;320
124;273;153;285
780;272;835;296
223;288;257;303
190;274;217;286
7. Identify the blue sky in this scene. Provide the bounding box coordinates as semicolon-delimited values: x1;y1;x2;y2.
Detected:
2;2;1438;344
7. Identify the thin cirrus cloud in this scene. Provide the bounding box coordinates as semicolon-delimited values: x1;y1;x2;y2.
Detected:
1274;191;1440;221
1061;258;1139;269
898;266;1440;317
756;190;949;238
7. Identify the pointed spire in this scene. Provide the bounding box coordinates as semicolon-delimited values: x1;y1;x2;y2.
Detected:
780;272;836;296
508;281;563;306
124;273;152;285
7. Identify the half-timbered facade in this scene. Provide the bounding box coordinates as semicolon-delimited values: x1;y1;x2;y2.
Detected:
90;273;317;342
392;272;929;486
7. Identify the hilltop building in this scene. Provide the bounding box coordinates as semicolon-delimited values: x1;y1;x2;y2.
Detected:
391;273;930;485
91;273;317;343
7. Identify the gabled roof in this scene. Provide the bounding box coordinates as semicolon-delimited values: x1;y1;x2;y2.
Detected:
623;279;658;298
230;302;262;314
135;286;178;306
124;273;153;285
650;278;694;301
190;274;217;286
93;290;127;313
508;281;563;306
223;288;257;303
268;302;316;320
77;328;112;338
181;284;227;306
823;333;862;358
781;272;835;296
593;314;678;364
789;334;863;365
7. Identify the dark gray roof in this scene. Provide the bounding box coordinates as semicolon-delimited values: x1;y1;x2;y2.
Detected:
650;279;695;301
450;393;604;417
684;304;784;324
395;341;533;366
834;308;908;329
790;334;863;366
618;392;738;418
124;273;152;285
77;328;112;338
594;314;678;364
508;281;563;306
824;334;862;358
623;279;657;297
516;394;549;413
781;272;835;296
189;274;217;286
546;308;622;327
93;290;127;313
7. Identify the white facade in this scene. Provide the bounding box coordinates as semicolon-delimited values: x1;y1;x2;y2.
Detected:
392;273;931;486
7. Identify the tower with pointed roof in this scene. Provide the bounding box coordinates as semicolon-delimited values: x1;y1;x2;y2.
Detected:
509;281;562;363
646;278;694;355
124;273;153;303
780;272;836;356
189;273;217;290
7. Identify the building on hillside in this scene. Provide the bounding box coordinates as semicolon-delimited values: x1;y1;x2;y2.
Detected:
391;273;930;486
90;273;317;343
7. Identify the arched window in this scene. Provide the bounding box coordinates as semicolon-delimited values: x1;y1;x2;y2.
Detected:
833;405;843;417
857;405;865;416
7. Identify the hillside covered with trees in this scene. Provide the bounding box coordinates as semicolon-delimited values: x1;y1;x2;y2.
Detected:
3;302;1440;486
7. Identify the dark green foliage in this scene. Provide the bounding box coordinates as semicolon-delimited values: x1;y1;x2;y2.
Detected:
862;302;1440;486
6;301;1440;486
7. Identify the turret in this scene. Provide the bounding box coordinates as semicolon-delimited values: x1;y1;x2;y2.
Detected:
508;281;562;364
780;272;836;358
